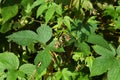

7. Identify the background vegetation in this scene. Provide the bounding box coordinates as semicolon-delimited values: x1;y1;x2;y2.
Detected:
0;0;120;80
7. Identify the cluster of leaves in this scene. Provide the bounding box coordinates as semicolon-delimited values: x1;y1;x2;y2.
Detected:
0;0;120;80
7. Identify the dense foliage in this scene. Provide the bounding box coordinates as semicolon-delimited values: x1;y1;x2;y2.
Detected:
0;0;120;80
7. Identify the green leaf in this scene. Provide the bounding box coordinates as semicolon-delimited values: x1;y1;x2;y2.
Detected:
72;52;84;62
116;6;120;13
104;5;115;15
7;30;38;46
82;0;93;10
19;64;36;76
34;49;52;74
37;24;52;44
21;0;34;8
104;5;118;19
87;16;98;34
57;17;63;27
0;62;6;74
55;71;62;80
0;74;6;80
62;68;72;80
37;3;48;18
25;3;32;14
45;7;55;24
0;21;12;33
87;35;110;50
55;5;62;16
93;45;115;57
117;45;120;57
77;73;89;80
114;17;120;29
46;39;65;52
1;4;18;23
64;16;72;31
108;59;120;80
77;42;90;55
31;0;45;9
7;70;18;80
0;52;19;70
35;69;46;80
85;56;94;68
73;0;80;10
90;56;114;76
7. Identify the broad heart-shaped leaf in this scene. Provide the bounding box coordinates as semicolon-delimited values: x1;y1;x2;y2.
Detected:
7;70;18;80
0;62;6;77
1;4;18;23
45;6;55;24
108;59;120;80
34;49;52;74
93;45;115;57
19;64;36;76
37;24;52;44
7;30;38;46
87;34;110;50
90;56;114;76
37;3;48;18
0;52;19;70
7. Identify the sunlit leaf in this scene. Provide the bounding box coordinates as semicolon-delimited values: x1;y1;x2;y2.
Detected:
85;56;94;68
21;0;34;8
0;52;19;69
57;17;63;28
7;70;18;80
31;0;45;9
64;16;72;31
116;6;120;13
37;3;48;18
1;4;18;23
19;64;36;76
45;6;55;24
82;0;93;10
0;22;12;33
37;24;52;44
104;5;117;19
62;68;72;80
55;71;62;80
55;4;62;16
